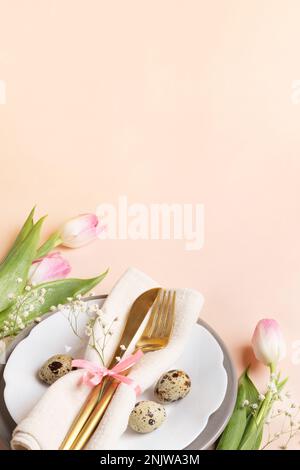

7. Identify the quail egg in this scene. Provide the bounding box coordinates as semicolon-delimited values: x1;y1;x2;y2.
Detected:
154;369;191;403
128;400;166;433
39;354;74;385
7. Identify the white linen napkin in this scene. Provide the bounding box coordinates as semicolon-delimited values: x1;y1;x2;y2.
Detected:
11;267;204;450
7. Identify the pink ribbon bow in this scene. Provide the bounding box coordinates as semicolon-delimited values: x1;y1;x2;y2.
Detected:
72;349;143;395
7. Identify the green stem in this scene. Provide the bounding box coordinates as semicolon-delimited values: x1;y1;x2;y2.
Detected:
255;363;276;428
238;364;276;449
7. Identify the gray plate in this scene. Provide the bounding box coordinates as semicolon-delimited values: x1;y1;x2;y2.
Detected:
0;295;237;450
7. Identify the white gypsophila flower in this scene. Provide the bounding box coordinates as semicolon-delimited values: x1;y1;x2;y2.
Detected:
242;400;250;407
7;293;14;300
115;356;121;362
76;294;82;300
87;318;94;328
16;277;23;284
251;403;258;410
92;305;104;317
85;326;92;337
67;297;73;302
268;382;277;393
120;344;126;351
50;306;56;311
25;285;31;292
91;304;99;313
258;394;265;401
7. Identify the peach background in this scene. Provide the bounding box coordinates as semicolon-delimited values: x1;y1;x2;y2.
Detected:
1;0;300;449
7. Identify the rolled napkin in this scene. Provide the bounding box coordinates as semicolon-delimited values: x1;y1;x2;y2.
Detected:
11;267;204;450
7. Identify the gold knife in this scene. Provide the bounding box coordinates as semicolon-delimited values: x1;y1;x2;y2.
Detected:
60;287;160;450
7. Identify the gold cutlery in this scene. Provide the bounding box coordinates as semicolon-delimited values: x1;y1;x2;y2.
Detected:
60;287;161;450
70;289;176;450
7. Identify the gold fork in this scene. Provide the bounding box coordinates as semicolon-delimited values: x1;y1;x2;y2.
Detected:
70;289;176;450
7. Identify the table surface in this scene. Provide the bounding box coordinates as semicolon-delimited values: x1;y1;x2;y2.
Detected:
1;1;300;450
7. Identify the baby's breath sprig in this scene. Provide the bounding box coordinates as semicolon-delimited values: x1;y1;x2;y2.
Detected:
0;281;48;338
262;393;300;450
64;299;118;366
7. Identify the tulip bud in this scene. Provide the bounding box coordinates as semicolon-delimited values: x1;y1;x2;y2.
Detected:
59;214;104;248
29;252;71;284
252;319;286;367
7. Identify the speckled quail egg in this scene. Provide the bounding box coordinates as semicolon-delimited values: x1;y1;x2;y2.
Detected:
154;369;191;403
38;354;74;385
128;400;166;433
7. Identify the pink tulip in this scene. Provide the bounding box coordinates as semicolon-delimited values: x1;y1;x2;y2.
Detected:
252;319;286;367
29;252;71;284
59;214;104;248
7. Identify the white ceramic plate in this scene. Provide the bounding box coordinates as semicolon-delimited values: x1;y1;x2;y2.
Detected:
3;298;227;450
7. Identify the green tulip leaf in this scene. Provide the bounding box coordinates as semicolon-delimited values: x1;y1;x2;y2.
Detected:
238;369;284;450
0;270;108;336
0;216;45;312
238;417;264;450
36;231;62;259
239;374;289;450
277;377;288;393
242;368;260;417
0;207;35;266
253;427;264;450
217;368;261;450
216;380;247;449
